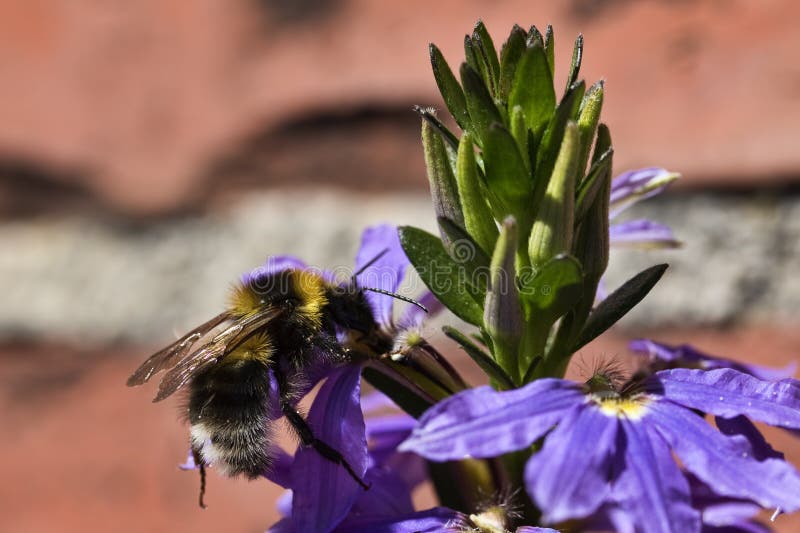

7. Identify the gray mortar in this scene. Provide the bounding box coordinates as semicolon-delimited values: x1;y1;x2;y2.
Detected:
0;189;797;344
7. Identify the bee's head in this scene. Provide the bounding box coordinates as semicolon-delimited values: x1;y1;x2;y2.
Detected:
228;268;328;326
326;284;378;334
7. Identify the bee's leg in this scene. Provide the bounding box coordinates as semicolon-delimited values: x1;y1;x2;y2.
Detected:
281;401;370;490
191;446;208;509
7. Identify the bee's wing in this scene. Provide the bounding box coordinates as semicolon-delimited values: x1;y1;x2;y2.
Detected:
126;312;230;387
153;306;284;402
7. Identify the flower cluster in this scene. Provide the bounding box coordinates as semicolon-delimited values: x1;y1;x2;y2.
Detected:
169;21;800;533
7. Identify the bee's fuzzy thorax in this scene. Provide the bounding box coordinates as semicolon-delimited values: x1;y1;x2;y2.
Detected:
290;270;328;328
226;269;329;325
227;282;264;318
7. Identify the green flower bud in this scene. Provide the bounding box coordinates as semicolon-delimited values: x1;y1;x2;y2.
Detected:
528;121;580;268
456;133;498;255
421;119;465;232
484;217;523;381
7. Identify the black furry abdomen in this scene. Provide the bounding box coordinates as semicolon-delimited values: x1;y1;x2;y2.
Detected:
188;359;275;478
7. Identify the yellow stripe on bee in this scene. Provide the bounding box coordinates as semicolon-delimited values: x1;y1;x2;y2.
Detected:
222;333;274;364
227;269;329;326
227;282;264;318
291;270;328;328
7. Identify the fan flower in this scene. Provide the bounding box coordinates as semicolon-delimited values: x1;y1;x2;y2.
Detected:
608;167;680;249
268;384;450;533
399;367;800;533
630;338;797;381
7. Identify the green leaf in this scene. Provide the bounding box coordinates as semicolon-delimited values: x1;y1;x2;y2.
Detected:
455;132;498;255
508;42;555;139
428;459;497;514
520;354;543;384
429;44;471;132
528;121;579;267
592;123;612;166
464;36;492;95
460;63;503;146
573;264;669;351
532;81;585;215
414;105;459;151
362;366;433;418
565;34;584;93
422;121;465;228
543;24;555;79
509;106;530;173
527;25;544;46
472;20;500;94
576;80;604;176
443;326;516;389
483;122;531;217
572;159;611;320
399;226;484;326
437;216;490;296
519;254;583;317
498;25;527;102
575;147;613;223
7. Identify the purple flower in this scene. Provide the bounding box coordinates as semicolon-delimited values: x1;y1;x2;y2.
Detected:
610;167;679;219
268;376;464;533
399;368;800;532
609;168;681;250
630;339;797;381
686;472;772;533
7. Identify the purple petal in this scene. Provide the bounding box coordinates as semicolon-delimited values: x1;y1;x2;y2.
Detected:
651;368;800;428
631;339;797;381
263;445;294;488
611;417;700;533
609;167;679;218
383;451;428;491
276;490;293;518
290;365;369;533
687;473;762;528
366;413;417;466
334;507;468;533
526;405;618;522
515;528;560;533
599;504;637;533
347;467;415;519
399;290;444;329
649;399;800;511
360;391;398;414
354;224;409;326
715;415;784;461
242;255;308;285
609;219;680;248
702;521;773;533
267;517;294;533
399;380;585;461
178;449;197;471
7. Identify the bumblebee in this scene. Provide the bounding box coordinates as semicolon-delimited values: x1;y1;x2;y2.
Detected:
127;260;424;506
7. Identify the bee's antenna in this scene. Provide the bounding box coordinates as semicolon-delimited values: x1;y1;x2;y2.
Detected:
363;287;428;314
351;248;427;313
352;248;390;280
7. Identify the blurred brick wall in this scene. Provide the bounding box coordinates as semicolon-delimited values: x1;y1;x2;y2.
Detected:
2;3;800;533
1;0;798;214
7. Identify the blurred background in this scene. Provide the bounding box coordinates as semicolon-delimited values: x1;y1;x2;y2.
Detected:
1;0;799;531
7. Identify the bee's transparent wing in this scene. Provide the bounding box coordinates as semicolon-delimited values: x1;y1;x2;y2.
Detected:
126;312;230;387
153;307;284;402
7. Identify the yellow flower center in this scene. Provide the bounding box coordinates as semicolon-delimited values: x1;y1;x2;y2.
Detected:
595;394;650;420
